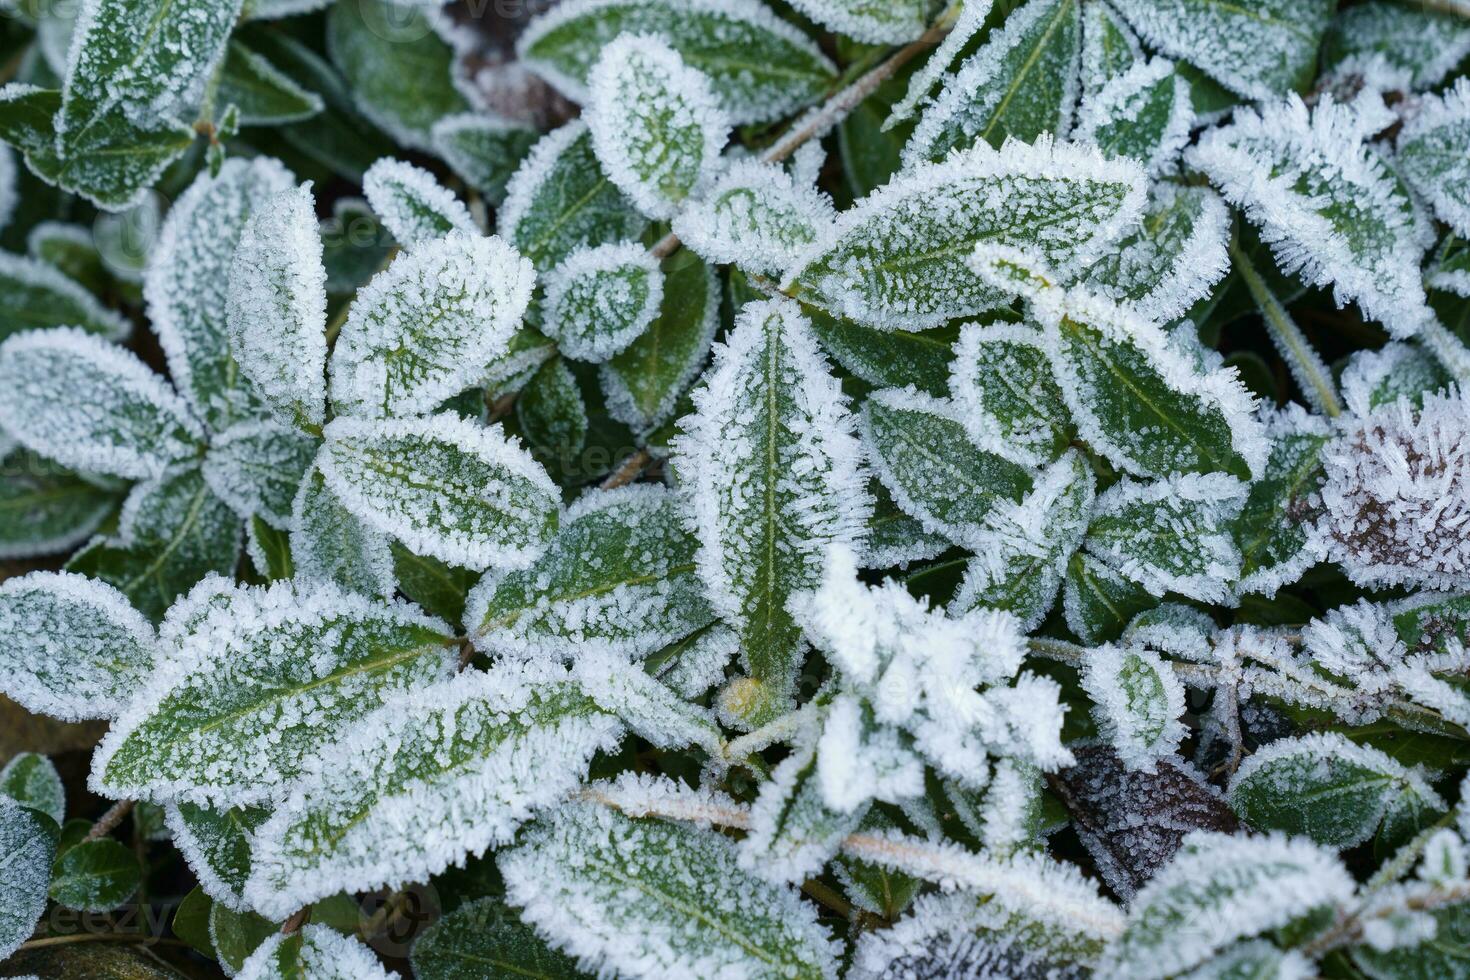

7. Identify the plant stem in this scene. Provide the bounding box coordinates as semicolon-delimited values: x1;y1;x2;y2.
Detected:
20;933;191;951
1230;242;1343;418
281;908;309;935
600;448;653;489
84;800;135;843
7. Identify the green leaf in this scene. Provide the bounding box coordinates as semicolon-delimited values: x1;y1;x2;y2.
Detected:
1323;0;1470;91
91;578;457;807
391;544;475;627
202;421;318;530
1081;645;1186;770
1063;551;1158;645
319;414;561;572
1108;0;1333;99
48;837;141;912
1396;82;1470;240
1391;593;1470;657
0;570;156;721
0;250;129;341
673;159;836;277
68;466;243;622
784;138;1145;330
290;464;396;600
469;484;713;660
1084;472;1247;603
518;0;836;125
517;357;590;473
171;886;214;959
247;516;294;582
740;735;867;884
147;156;296;433
209;901;278;974
1350;898;1470;979
26;220;113;297
600;249;718;435
432;112;540;205
543;242;663;362
834;812;922;920
0;795;57;960
1076;57;1194;177
246;664;621;919
950;321;1072;467
1080;0;1143;98
811;308;956;399
0;327;204;480
0;753;64;824
238;924;398;978
1231;407;1331;599
411;895;591;980
0;449;122;561
905;0;1083;163
499;795;839;979
326;0;469;152
499;122;650;273
1228;733;1446;849
216;41;325;127
863;479;951;568
166;802;270;912
362;158;477;249
1341;341;1453;416
861;387;1034;552
675;299;871;725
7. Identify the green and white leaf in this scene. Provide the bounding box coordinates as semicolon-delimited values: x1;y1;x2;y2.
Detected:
468;484;712;660
0;250;128;341
861;386;1034;553
290;465;397;599
0;449;121;561
573;649;722;756
245;663;621;919
201;421;317;530
950;322;1072;467
1062;551;1158;646
1075;58;1193;177
329;233;534;419
674;159;835;276
740;734;867;884
0;753;64;824
90;578;457;806
863;479;951;569
318;413;561;571
516;356;588;462
542;241;663;362
0;328;203;479
48;838;141;912
809;311;956;399
432;112;540;205
499;787;840;980
1081;645;1186;771
1228;732;1446;849
1231;405;1331;599
1322;0;1470;91
411;896;590;980
784;138;1146;330
146;156;295;432
1080;0;1142;98
518;0;837;125
1397;79;1470;239
166;802;270;913
226;182;330;429
674;299;871;725
0;795;56;960
785;0;929;44
585;34;728;220
238;924;397;980
25;221;110;296
904;0;1084;164
216;41;325;127
363;158;478;249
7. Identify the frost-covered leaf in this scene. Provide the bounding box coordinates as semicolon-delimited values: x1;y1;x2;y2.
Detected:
1231;406;1331;599
517;357;588;464
1030;284;1264;480
1178;941;1313;980
1049;745;1240;903
216;41;325;127
1322;0;1470;92
469;484;712;660
784;138;1145;331
226;182;329;429
0;753;64;824
363;158;478;249
786;0;928;44
1397;80;1470;239
0;328;203;480
950;322;1072;467
518;0;836;125
499;123;649;272
1100;832;1354;978
412;896;589;980
166;802;269;912
0;250;129;342
49;838;141;911
25;221;110;296
238;924;398;980
69;466;242;622
654;623;740;701
673;159;835;276
675;299;870;725
1081;645;1186;770
319;414;561;572
500;789;839;979
573;650;721;755
329;233;534;419
0;449;121;561
1081;182;1231;323
585;35;727;220
201;421;317;530
1189;94;1434;338
1080;0;1142;99
861;386;1034;552
246;663;621;919
1063;551;1158;645
1077;58;1193;177
1341;341;1452;416
290;465;396;600
147;156;295;432
809;310;956;399
1107;0;1333;100
432;112;540;205
209;900;278;974
1085;473;1247;603
1228;733;1445;849
91;578;457;807
542;242;663;362
741;734;867;885
905;0;1084;164
954;449;1095;631
863;480;951;569
0;795;57;961
1348;896;1470;979
326;0;468;152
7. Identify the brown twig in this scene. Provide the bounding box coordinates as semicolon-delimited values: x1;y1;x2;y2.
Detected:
280;908;309;935
83;800;135;843
600;448;653;490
